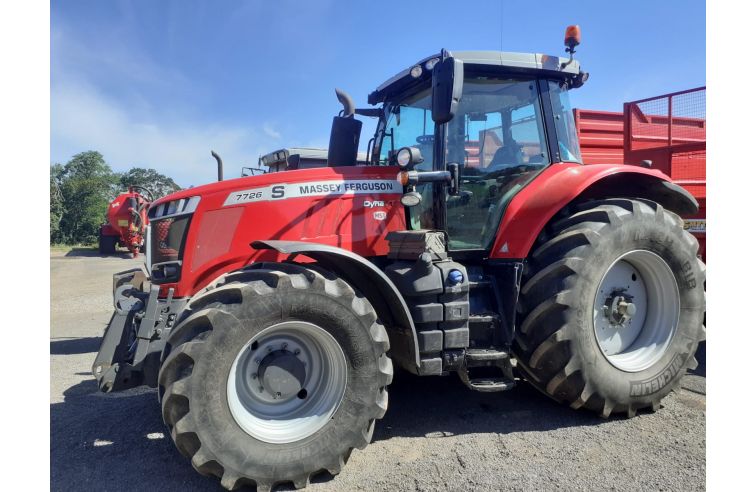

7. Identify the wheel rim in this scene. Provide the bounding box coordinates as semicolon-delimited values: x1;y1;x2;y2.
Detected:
593;250;680;372
227;321;348;444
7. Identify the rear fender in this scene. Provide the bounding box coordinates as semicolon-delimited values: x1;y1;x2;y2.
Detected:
252;240;421;374
491;163;699;259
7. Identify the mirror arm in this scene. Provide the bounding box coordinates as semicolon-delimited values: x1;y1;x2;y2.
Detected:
405;170;451;186
404;162;460;192
448;163;460;196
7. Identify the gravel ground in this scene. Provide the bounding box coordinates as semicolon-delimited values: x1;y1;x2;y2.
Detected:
51;250;706;491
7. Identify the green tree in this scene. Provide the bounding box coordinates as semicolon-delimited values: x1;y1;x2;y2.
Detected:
118;167;182;199
50;163;64;243
56;151;119;244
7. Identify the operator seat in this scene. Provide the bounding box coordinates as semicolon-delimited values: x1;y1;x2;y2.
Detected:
488;139;523;169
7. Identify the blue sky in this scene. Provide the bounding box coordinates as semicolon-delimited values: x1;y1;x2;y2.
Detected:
51;0;704;187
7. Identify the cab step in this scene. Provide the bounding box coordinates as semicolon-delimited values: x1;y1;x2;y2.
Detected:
466;377;516;392
465;348;508;361
457;348;516;393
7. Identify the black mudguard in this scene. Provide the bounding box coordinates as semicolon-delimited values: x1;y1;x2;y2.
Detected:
252;240;422;375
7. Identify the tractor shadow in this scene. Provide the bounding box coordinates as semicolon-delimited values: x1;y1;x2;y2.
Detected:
50;337;101;355
63;247;133;259
52;353;707;492
51;381;220;492
372;370;602;443
51;372;602;492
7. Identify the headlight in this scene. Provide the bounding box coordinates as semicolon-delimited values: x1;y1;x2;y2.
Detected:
397;148;412;168
395;146;424;169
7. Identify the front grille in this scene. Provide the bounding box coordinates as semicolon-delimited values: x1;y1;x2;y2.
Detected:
150;215;192;283
148;196;199;283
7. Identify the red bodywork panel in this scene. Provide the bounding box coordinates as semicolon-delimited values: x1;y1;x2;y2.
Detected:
490;163;672;259
103;190;150;256
153;166;406;297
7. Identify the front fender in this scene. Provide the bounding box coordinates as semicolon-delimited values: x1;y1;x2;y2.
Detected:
491;163;699;259
252;240;421;374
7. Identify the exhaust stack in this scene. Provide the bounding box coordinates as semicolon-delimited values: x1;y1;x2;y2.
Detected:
327;89;361;167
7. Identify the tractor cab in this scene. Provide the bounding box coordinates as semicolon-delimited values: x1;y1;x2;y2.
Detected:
361;50;588;251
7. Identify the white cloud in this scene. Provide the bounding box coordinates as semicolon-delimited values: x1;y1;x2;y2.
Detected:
262;123;282;141
51;81;279;187
50;20;282;187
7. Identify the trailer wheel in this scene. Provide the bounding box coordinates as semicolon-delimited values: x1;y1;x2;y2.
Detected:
514;198;705;418
158;263;392;491
98;233;117;254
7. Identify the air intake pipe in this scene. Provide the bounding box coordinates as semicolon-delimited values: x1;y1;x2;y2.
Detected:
327;89;361;167
211;150;223;181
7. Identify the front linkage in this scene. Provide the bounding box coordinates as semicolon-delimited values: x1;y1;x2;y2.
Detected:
92;268;186;392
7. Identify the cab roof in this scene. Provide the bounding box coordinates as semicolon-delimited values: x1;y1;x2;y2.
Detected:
368;50;581;105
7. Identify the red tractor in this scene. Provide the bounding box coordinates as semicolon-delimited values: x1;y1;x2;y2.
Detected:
98;186;152;257
93;29;705;491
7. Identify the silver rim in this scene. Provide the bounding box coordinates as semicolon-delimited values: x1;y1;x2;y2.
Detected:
593;250;680;372
227;321;348;444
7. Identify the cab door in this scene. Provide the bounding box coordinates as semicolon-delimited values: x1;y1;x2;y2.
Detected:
445;78;550;251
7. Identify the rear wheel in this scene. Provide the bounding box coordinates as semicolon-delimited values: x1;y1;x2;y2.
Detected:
98;233;117;254
514;198;705;417
158;263;392;491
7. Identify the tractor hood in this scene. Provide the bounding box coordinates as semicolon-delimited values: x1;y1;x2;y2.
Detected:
147;165;407;297
151;165;406;211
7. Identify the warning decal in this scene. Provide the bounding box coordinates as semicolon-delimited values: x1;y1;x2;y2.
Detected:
223;179;402;206
683;219;706;234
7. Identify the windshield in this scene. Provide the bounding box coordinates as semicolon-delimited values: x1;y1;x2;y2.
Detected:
378;87;434;170
549;80;582;163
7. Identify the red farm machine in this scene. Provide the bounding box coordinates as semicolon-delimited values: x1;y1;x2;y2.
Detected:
99;186;153;256
575;87;706;260
92;28;705;491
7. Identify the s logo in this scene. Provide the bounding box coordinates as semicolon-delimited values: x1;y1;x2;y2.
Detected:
271;185;285;199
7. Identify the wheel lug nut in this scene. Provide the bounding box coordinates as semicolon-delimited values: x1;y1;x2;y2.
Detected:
294;349;301;355
259;386;264;392
267;347;272;352
254;358;260;364
251;374;257;379
282;342;288;349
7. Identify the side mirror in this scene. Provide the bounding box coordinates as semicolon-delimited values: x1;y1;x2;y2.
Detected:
431;56;464;124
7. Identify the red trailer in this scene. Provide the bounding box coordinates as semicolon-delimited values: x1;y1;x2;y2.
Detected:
99;186;152;257
575;87;706;260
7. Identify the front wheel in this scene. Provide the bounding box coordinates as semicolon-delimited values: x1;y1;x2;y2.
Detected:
514;198;705;417
158;263;392;491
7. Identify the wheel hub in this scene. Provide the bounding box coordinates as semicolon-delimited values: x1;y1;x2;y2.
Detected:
258;350;306;400
602;290;637;327
227;321;348;444
593;250;680;372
